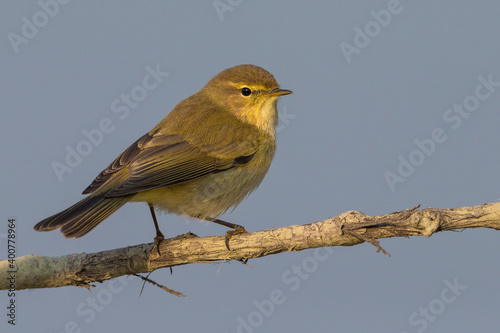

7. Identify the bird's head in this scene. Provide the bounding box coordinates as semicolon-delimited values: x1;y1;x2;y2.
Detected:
202;64;292;135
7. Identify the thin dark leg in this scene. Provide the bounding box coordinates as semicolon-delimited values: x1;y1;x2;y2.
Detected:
149;203;164;254
194;215;247;250
200;216;246;230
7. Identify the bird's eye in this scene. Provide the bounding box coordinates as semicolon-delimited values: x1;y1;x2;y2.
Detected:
241;87;252;96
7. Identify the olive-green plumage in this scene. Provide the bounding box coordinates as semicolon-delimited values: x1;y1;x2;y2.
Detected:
34;64;292;239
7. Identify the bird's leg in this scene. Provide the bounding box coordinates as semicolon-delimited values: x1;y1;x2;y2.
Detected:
195;215;247;250
149;203;164;254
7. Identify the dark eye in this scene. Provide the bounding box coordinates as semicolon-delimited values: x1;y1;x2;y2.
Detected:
241;87;252;96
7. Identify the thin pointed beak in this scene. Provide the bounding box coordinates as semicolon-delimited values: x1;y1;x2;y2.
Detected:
265;88;293;97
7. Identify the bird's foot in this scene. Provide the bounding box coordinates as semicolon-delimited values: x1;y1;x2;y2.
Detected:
153;232;165;255
225;226;247;250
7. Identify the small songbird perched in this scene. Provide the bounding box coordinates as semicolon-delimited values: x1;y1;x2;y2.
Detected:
34;64;292;250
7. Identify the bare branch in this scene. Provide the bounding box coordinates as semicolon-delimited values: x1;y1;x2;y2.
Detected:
2;202;500;291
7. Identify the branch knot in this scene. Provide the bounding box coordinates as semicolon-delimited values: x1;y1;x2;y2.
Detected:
410;209;441;237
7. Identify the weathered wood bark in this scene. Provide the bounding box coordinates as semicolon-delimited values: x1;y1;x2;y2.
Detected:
2;202;500;291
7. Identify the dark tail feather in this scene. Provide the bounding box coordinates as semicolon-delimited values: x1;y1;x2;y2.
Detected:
34;194;129;238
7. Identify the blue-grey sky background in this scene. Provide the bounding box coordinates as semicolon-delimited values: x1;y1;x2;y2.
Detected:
1;1;500;332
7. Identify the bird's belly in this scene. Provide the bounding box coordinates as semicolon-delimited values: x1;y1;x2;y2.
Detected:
131;165;268;218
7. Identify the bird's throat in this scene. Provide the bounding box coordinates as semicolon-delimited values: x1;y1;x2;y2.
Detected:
235;98;279;137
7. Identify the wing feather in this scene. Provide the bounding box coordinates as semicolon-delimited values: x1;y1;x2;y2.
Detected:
82;108;262;197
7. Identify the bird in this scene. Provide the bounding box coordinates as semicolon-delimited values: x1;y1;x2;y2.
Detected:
34;64;292;250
